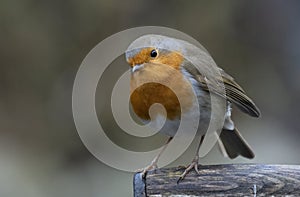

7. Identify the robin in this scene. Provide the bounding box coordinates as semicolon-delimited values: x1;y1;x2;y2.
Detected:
125;34;260;182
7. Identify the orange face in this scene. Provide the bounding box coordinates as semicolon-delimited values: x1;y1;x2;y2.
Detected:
127;48;184;70
127;48;194;120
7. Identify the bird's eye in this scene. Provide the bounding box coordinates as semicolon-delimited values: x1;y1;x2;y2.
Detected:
150;49;158;58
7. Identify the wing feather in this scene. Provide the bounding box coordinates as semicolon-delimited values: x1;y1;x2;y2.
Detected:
182;62;260;117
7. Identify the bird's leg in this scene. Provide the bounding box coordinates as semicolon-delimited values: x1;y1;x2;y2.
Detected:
177;135;204;183
136;137;173;178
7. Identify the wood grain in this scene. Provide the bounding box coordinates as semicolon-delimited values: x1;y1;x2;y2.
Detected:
133;164;300;196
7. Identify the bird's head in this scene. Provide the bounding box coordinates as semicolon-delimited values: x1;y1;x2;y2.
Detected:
126;47;183;73
125;35;187;73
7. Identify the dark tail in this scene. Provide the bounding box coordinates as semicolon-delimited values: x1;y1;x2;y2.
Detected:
219;128;254;159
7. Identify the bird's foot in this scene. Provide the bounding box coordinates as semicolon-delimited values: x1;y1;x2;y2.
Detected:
177;156;200;183
135;160;158;179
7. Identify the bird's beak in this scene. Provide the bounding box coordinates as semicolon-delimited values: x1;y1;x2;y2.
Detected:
131;64;144;73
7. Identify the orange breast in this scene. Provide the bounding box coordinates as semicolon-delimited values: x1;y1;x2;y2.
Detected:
130;63;194;120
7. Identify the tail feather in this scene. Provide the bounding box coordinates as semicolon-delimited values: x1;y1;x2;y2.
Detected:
219;128;254;159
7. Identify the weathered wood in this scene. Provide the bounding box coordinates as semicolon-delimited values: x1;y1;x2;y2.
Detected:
133;164;300;196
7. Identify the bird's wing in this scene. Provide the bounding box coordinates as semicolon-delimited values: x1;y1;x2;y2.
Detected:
182;62;261;117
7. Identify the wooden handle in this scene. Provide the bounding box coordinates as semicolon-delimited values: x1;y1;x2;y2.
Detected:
133;164;300;196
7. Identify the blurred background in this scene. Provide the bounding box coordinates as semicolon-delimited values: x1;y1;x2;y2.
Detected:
1;0;300;196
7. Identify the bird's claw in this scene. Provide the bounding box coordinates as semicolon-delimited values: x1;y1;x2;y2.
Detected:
136;162;158;179
177;156;200;184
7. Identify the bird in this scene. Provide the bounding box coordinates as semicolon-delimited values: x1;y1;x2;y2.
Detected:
125;34;260;182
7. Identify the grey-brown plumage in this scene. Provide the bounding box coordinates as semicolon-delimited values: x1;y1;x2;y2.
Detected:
183;61;260;118
183;61;260;159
